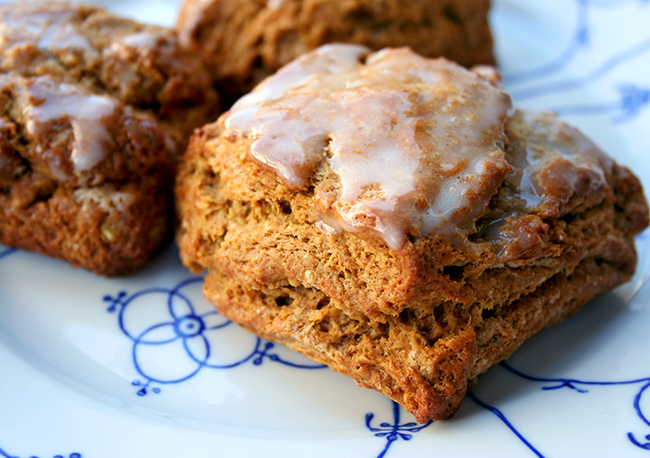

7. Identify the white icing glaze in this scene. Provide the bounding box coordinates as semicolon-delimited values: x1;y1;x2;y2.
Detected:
38;22;94;54
111;30;173;54
0;8;96;57
478;211;545;260
119;32;162;49
475;110;615;261
267;0;286;10
505;110;613;213
226;45;512;249
20;76;116;175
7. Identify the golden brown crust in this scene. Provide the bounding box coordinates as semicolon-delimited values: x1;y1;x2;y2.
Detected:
0;1;218;276
176;110;649;420
0;0;219;149
177;0;494;104
0;73;173;276
200;250;634;422
0;177;169;277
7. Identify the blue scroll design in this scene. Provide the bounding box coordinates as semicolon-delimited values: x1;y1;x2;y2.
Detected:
0;449;80;458
0;248;15;261
468;391;546;458
506;0;650;85
549;84;650;122
504;0;650;122
499;362;650;451
365;401;433;458
504;0;592;85
466;360;650;456
509;36;650;102
103;277;325;396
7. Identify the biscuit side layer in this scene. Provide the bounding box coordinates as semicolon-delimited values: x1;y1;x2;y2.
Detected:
176;118;648;319
0;178;169;276
202;252;629;422
175;116;649;421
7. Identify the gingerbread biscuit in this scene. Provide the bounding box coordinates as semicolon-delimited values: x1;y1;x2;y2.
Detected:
175;45;649;422
0;1;218;276
177;0;494;105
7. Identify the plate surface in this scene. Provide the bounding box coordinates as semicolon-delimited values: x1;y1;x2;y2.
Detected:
1;0;650;457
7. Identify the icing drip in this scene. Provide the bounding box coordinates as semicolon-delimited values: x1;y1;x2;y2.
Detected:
19;75;116;176
505;110;612;215
267;0;286;10
479;110;614;261
74;185;135;212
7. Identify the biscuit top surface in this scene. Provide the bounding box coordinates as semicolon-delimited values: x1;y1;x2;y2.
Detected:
225;44;513;249
0;2;95;53
0;1;174;60
0;1;218;150
476;109;616;262
0;72;175;188
505;110;613;214
0;2;106;67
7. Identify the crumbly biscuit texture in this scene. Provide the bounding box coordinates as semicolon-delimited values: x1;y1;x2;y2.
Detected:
0;1;218;276
175;46;649;422
0;73;173;276
177;0;494;104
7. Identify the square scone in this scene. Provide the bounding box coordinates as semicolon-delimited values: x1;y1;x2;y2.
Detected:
175;45;650;422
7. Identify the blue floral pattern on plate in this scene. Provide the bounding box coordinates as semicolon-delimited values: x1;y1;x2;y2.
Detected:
366;402;433;458
103;276;435;458
102;277;325;397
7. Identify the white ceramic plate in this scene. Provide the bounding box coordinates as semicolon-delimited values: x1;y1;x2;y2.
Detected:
1;0;650;457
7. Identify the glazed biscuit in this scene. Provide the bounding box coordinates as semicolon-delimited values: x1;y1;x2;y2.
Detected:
0;1;218;275
175;45;649;422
